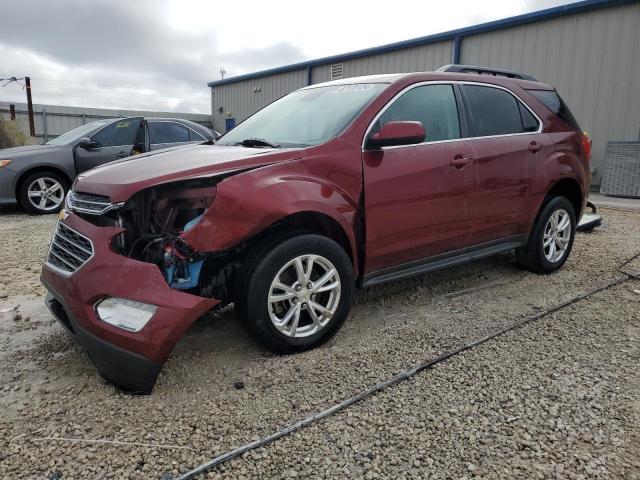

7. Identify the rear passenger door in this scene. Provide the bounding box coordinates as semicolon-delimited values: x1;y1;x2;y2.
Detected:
460;83;549;246
148;121;203;150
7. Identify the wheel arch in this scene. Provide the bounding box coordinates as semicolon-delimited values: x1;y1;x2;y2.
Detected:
262;210;357;269
544;177;583;219
15;165;73;200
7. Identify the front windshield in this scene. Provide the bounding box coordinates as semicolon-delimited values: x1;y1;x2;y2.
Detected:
46;119;112;146
218;83;387;148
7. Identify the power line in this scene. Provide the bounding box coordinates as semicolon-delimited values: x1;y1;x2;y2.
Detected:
2;90;210;107
30;77;212;96
31;85;209;102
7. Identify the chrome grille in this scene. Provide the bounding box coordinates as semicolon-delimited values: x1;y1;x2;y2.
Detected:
46;222;94;274
67;191;115;215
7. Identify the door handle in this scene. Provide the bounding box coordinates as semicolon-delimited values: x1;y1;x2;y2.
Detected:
116;151;127;158
528;141;543;153
450;155;473;169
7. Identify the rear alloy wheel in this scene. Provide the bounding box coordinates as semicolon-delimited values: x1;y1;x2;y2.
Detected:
542;208;572;263
517;196;576;274
236;233;354;353
19;172;68;214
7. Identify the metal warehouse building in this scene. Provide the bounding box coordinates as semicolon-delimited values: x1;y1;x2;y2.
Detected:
209;0;640;187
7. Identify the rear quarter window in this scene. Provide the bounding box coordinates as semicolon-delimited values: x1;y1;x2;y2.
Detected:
462;84;524;137
527;89;580;130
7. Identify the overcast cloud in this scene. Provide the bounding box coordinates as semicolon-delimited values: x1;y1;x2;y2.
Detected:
0;0;570;114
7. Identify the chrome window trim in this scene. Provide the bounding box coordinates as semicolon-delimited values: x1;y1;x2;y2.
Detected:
44;222;95;277
361;80;543;150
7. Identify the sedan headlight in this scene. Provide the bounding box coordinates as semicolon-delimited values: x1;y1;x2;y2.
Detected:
0;159;12;168
95;297;157;332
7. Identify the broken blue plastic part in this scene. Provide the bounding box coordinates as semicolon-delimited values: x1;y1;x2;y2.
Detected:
183;214;204;232
166;259;204;290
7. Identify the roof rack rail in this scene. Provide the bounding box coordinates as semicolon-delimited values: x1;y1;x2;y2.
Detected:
437;64;538;82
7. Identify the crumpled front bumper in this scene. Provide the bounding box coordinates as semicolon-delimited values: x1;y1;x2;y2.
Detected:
40;213;219;394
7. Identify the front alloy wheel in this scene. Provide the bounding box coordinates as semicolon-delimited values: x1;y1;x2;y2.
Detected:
268;254;341;338
236;233;354;353
19;171;69;215
27;177;65;212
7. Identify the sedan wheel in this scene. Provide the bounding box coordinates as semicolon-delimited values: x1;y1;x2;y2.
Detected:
27;177;65;212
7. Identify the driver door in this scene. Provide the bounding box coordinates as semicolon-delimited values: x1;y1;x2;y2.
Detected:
74;117;143;173
363;83;476;275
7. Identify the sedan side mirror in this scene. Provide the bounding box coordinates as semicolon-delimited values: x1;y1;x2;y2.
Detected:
77;137;101;149
367;121;426;149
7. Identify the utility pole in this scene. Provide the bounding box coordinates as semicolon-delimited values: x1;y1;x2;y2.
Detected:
25;76;35;137
9;104;16;120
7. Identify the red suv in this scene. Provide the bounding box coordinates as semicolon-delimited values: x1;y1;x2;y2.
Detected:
41;66;591;393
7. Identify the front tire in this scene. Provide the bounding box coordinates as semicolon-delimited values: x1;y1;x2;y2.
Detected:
18;171;68;215
517;196;576;274
235;233;354;353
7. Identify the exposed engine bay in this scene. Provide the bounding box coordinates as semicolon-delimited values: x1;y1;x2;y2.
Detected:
73;177;241;301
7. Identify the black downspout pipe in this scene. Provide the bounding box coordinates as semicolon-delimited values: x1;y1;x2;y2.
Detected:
452;36;462;64
306;64;313;86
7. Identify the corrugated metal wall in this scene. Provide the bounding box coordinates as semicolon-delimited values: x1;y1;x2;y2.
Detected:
0;102;213;144
211;42;452;133
210;1;640;185
460;1;640;185
212;69;307;133
311;41;452;83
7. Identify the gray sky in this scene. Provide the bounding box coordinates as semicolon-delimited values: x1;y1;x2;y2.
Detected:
0;0;571;114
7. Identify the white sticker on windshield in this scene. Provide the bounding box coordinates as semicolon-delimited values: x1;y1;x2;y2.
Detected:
337;84;375;92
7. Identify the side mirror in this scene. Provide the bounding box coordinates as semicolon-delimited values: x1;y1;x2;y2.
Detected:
77;137;100;149
367;121;426;149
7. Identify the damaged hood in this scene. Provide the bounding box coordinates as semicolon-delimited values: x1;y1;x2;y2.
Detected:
74;144;302;202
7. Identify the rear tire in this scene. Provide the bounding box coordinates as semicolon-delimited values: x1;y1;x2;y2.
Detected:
517;196;576;274
18;171;69;215
235;232;354;354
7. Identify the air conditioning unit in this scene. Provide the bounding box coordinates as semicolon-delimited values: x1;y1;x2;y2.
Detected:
600;141;640;198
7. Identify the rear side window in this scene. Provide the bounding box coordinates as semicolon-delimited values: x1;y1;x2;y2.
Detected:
527;89;580;130
149;122;190;144
378;84;461;142
519;103;539;132
462;85;526;136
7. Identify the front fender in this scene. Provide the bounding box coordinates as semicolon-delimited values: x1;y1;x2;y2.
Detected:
11;149;77;188
181;165;360;260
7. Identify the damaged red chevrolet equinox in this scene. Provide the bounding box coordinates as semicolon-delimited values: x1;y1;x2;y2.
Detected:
41;66;591;393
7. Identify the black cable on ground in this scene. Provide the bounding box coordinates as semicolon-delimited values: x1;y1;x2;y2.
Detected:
173;255;640;480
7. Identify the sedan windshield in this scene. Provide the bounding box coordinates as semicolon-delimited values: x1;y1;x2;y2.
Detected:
46;119;112;146
218;83;387;148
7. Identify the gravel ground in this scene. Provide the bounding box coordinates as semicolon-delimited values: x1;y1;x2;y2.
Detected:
0;205;638;479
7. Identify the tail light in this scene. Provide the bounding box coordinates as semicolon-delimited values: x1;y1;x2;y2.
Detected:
581;131;592;160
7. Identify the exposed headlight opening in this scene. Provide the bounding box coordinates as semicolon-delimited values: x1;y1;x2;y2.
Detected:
95;297;157;332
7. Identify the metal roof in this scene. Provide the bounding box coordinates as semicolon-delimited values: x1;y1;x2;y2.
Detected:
208;0;635;88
